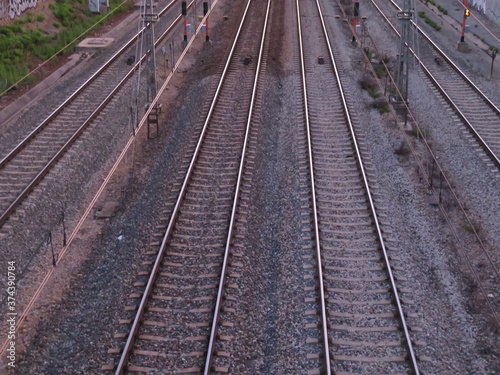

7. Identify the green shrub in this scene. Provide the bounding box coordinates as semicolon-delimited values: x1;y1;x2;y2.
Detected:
36;14;46;22
0;25;23;36
374;65;386;77
462;222;473;232
50;2;77;27
359;76;381;98
437;5;448;14
419;12;442;31
372;97;390;113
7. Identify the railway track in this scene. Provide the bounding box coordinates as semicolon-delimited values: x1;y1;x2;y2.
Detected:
361;0;500;327
0;0;192;228
371;0;500;169
297;0;420;373
106;0;270;373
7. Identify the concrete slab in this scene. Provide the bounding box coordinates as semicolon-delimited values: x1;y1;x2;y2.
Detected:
76;38;115;53
457;41;471;52
95;201;120;218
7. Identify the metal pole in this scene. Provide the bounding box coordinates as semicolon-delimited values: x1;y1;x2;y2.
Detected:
490;49;497;80
353;0;359;42
460;0;469;43
62;211;67;246
49;232;56;266
396;5;412;102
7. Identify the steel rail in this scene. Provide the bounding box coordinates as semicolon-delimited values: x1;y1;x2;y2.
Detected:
0;0;178;169
295;0;332;373
369;0;500;168
202;0;270;373
314;0;421;373
0;2;194;228
113;0;254;373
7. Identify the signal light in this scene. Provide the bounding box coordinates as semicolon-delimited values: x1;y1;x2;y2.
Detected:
354;2;360;17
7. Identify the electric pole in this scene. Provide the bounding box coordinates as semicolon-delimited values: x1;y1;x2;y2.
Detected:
396;0;413;103
142;0;158;106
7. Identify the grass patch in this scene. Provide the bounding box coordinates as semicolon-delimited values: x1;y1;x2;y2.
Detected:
406;128;427;138
0;0;131;94
359;76;377;91
374;65;386;78
50;0;78;28
372;97;390;114
359;76;381;98
14;13;37;25
462;222;474;232
437;5;448;14
418;11;442;31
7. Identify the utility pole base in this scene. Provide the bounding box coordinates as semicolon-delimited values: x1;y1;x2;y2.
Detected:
147;106;160;139
457;41;470;53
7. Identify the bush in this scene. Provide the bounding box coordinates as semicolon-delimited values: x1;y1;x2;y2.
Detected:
437;5;448;14
360;77;381;98
374;65;386;78
359;76;377;91
419;11;442;31
0;25;23;36
49;1;81;27
372;97;390;113
0;64;29;92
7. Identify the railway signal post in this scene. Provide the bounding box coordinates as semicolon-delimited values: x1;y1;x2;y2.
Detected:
352;0;359;43
457;0;470;52
490;48;497;80
141;0;159;138
182;1;188;41
204;2;210;41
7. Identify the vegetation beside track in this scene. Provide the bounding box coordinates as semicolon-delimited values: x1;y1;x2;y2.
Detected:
0;0;132;95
